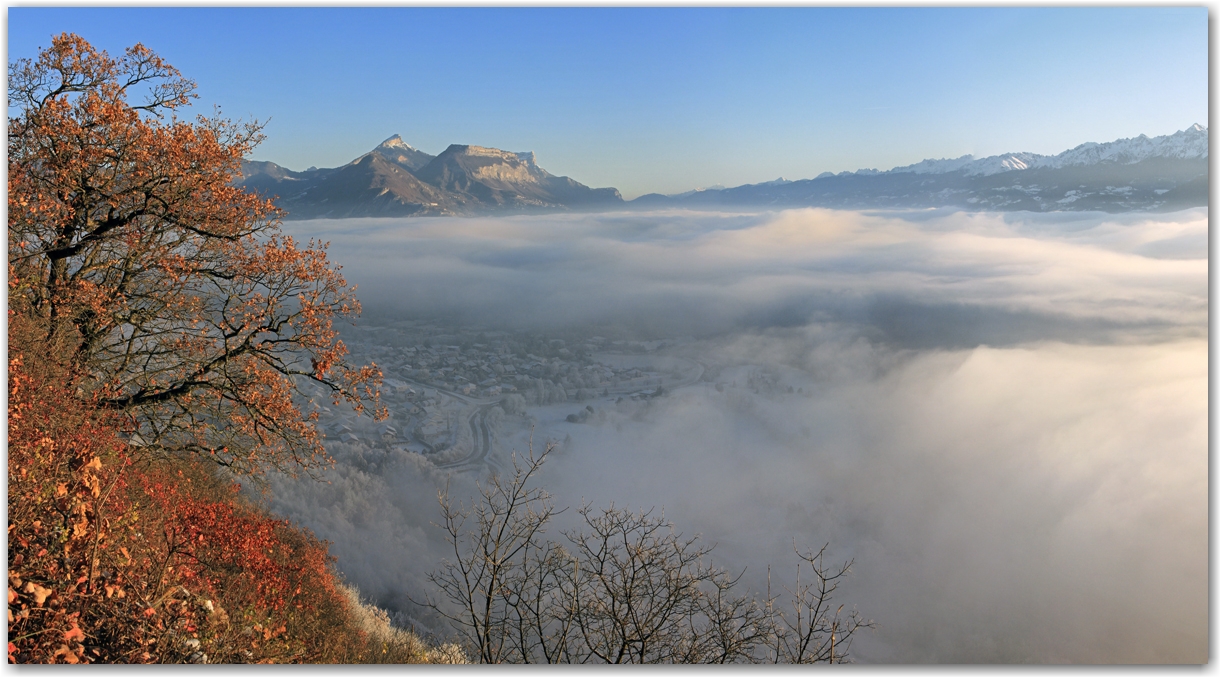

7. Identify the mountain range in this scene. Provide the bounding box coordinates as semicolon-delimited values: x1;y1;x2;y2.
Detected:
240;125;1208;218
239;136;622;219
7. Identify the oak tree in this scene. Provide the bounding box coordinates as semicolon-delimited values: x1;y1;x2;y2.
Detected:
8;34;381;476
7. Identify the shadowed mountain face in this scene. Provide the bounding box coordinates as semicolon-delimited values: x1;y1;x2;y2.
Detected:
241;125;1207;219
370;135;436;172
642;156;1208;213
415;144;624;210
239;136;624;219
267;154;458;219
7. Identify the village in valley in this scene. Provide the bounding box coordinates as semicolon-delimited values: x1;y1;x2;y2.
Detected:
295;320;810;474
296;320;691;472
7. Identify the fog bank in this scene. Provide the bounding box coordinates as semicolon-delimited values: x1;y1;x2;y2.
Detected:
261;208;1207;662
286;207;1206;344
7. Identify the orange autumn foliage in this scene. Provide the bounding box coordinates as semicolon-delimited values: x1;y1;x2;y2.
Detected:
8;35;438;664
7;314;378;664
9;33;383;478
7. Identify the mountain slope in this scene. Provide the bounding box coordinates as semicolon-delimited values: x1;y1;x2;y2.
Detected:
240;125;1207;218
241;153;461;219
639;125;1208;213
414;144;623;210
283;153;460;218
370;134;436;172
240;138;623;219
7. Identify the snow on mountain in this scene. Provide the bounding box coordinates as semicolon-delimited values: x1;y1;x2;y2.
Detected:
1048;124;1208;168
872;124;1208;178
378;134;416;151
370;134;436;172
893;152;1043;176
670;184;727;198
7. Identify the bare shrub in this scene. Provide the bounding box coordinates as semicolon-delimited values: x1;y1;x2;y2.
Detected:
422;448;872;663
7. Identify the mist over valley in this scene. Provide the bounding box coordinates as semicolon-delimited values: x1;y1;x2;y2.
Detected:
7;8;1207;664
262;206;1207;662
155;17;1218;665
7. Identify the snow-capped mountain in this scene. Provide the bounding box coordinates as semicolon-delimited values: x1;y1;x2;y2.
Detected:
378;134;415;151
369;134;437;172
240;125;1206;218
885;124;1208;177
670;184;727;198
637;125;1207;214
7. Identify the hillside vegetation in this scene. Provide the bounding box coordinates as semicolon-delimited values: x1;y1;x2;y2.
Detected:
7;33;460;664
9;34;870;664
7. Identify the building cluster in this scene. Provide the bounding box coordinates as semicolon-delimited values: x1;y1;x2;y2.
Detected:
348;323;668;404
302;321;673;455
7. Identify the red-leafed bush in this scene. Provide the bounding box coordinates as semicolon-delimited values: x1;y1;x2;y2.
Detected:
8;315;443;663
7;34;443;664
8;315;349;663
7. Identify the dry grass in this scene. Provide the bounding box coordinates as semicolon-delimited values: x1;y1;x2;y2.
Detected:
335;584;467;664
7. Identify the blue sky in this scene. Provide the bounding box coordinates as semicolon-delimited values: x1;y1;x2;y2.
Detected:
8;7;1208;198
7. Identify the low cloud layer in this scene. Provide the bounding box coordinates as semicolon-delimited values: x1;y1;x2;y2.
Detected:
540;333;1207;663
287;207;1206;343
264;207;1207;662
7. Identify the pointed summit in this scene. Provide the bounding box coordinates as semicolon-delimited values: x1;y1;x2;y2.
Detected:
379;134;415;151
370;135;435;172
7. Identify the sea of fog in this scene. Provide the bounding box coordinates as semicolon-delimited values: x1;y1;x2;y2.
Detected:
262;207;1207;663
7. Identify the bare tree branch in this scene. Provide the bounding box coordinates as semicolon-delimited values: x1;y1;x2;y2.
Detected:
422;448;871;663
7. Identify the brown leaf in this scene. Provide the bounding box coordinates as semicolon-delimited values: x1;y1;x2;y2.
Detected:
22;582;51;605
53;644;80;664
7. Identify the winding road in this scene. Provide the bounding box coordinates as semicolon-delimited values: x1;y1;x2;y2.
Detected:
400;354;705;474
435;402;498;472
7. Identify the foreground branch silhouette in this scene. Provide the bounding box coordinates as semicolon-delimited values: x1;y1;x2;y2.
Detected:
424;446;873;663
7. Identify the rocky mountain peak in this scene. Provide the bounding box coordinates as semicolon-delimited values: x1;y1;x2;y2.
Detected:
876;125;1208;178
378;134;415;151
442;145;537;165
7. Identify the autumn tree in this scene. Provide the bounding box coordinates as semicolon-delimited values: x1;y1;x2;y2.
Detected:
8;33;381;477
4;35;464;664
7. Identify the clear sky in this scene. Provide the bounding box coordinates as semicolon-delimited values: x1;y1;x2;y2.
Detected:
7;7;1209;199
